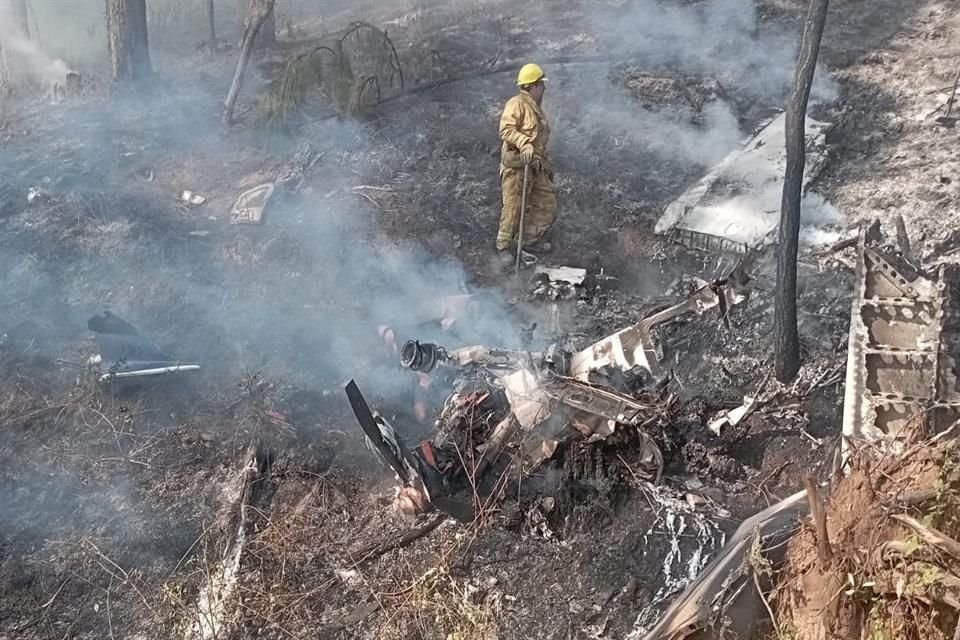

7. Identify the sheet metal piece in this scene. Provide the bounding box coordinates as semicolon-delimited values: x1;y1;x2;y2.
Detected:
540;376;647;425
656;112;831;253
570;279;745;379
841;233;960;458
633;491;808;640
230;183;274;224
88;312;200;381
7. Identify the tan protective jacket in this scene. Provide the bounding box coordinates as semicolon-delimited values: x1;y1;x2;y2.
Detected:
498;91;551;173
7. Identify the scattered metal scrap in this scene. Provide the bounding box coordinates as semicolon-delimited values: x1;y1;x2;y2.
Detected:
569;275;749;381
841;229;960;459
345;272;751;520
707;374;774;436
180;190;207;206
641;228;960;639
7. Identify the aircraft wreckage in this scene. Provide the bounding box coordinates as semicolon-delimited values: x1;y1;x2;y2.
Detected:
345;271;751;521
636;230;960;640
86;311;200;385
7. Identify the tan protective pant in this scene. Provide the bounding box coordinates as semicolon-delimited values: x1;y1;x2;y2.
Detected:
496;166;557;251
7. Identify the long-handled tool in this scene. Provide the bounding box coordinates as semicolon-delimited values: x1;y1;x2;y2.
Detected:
515;163;530;276
936;65;960;127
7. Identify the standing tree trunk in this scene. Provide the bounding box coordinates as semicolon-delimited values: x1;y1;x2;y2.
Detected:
222;0;274;125
774;0;830;382
0;42;9;96
105;0;152;83
207;0;217;52
234;0;246;40
0;0;28;95
2;0;30;39
255;3;276;49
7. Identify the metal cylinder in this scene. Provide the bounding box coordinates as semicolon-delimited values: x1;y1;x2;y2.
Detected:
400;340;443;373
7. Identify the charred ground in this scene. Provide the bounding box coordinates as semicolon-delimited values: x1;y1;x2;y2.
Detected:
1;0;959;638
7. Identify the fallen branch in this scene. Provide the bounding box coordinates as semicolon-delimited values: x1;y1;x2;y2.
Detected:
39;578;69;609
349;512;447;566
486;19;503;69
754;460;794;497
352;191;381;209
83;539;163;623
1;403;67;428
892;514;960;562
223;0;276;125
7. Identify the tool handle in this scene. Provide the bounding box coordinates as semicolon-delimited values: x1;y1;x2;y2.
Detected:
515;164;530;275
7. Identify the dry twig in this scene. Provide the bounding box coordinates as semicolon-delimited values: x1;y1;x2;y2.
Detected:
892;514;960;562
349;513;447;567
804;475;833;568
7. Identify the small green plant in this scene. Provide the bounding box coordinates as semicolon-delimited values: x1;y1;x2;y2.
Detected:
843;571;878;604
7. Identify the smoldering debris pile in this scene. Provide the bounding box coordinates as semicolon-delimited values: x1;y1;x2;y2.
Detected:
346;270;753;522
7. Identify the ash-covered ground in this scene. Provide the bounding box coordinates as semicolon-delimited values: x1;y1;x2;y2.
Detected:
1;0;958;638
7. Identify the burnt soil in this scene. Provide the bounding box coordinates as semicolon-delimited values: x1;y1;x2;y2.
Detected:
2;0;959;638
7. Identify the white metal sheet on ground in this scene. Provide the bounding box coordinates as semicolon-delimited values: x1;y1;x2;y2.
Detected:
534;265;587;285
656;112;831;251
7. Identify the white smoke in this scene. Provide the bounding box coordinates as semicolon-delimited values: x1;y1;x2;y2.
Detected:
0;2;72;88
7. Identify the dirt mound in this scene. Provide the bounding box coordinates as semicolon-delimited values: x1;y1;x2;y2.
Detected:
773;429;960;640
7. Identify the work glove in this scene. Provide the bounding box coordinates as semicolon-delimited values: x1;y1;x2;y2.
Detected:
519;144;535;166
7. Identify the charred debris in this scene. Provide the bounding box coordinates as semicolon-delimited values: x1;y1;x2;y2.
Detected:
345;259;753;522
641;226;960;640
340;221;960;639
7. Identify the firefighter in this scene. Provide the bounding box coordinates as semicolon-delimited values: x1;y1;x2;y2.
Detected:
496;63;557;266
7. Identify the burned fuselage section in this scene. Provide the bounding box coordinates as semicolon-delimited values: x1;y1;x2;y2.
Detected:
345;275;750;520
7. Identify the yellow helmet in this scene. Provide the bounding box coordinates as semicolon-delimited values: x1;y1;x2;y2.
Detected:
516;63;546;86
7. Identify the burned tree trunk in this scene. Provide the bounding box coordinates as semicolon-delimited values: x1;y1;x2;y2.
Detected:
222;0;275;125
774;0;829;382
105;0;152;83
207;0;217;52
0;43;9;96
3;0;30;39
0;0;30;94
255;4;276;49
